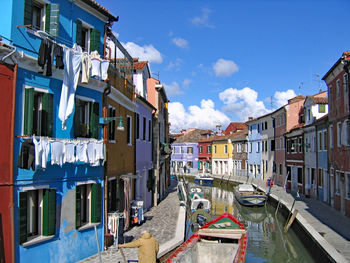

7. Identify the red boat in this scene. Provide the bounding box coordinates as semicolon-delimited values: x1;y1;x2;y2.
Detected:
165;213;248;263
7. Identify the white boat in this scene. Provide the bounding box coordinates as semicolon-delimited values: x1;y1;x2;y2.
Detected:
234;184;267;206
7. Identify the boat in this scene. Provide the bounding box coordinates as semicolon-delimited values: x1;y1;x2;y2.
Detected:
194;174;214;186
166;213;248;263
234;184;267;206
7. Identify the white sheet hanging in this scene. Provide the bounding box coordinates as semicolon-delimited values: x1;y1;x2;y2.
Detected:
64;141;76;163
51;140;65;166
58;44;83;130
76;141;88;163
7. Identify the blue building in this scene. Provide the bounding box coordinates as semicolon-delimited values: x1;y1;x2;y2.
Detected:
1;0;118;262
247;119;262;178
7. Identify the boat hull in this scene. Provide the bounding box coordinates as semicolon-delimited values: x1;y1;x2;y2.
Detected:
234;187;267;206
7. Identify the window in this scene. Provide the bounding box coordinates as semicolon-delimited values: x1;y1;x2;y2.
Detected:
319;104;326;113
76;183;101;229
280;164;282;175
214;145;217;153
271;140;275;151
297;167;303;184
224;145;228;154
337;122;341;147
24;1;60;37
187;147;193;154
324;131;328;150
307;109;311;122
108;107;116;141
265;160;268;172
135;113;140;140
265;141;268;152
257;124;260;133
345;120;350;146
329;125;333;149
148;120;151;141
287;166;291;181
207;145;211;153
237;143;242;153
318;169;323;187
346;174;350;199
180;147;184;154
199;146;203;153
261;141;264;152
273;162;276;173
19;188;56;244
298;137;303;152
318;132;323;151
249;165;253;173
265;121;267;130
336;172;340;193
257;165;261;174
127;115;132;145
257;142;260;152
272;119;275;128
76;20;100;53
249;142;252;153
74;98;99;139
23;87;53;137
344;73;349;94
143;117;146;140
336;79;341;98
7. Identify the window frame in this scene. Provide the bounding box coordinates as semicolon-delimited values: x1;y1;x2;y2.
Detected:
126;115;132;145
108;106;116;142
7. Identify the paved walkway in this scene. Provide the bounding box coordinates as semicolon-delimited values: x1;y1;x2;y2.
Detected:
79;179;183;263
210;173;350;263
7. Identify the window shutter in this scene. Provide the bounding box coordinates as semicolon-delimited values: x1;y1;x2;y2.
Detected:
24;88;34;136
90;102;99;139
19;192;28;244
75;186;82;229
24;0;32;26
90;28;101;53
42;92;53;137
42;189;56;236
76;20;82;46
45;4;59;37
91;184;101;223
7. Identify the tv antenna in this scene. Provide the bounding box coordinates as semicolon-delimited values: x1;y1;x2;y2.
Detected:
153;72;160;80
298;82;303;95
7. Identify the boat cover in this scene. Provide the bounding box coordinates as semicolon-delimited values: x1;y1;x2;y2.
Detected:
238;184;255;192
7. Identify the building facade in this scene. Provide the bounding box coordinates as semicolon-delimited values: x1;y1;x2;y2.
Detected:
211;136;233;176
230;130;248;177
198;138;213;174
247;119;262;179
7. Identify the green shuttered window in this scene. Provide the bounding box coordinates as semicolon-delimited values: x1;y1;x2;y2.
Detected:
74;99;100;139
90;28;101;53
45;4;60;37
76;19;83;47
24;88;53;137
76;183;101;229
24;0;33;26
19;189;56;245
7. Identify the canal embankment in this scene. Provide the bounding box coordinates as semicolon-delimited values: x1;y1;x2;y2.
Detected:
207;173;350;263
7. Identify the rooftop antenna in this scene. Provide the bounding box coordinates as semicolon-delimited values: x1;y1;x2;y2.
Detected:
270;96;274;110
298;82;303;95
314;74;322;93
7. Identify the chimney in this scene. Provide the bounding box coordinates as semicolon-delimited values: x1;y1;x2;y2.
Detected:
248;117;253;121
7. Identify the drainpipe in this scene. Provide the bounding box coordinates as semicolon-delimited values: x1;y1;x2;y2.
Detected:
102;81;111;235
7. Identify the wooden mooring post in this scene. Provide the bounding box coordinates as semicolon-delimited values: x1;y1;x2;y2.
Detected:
284;209;298;233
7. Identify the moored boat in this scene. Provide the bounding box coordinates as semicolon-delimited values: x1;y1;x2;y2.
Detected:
234;184;267;206
166;213;248;263
194;174;214;186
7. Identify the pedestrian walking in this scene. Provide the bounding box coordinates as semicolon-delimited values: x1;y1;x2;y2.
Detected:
118;230;159;263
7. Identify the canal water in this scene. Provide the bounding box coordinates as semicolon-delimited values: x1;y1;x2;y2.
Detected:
185;179;316;263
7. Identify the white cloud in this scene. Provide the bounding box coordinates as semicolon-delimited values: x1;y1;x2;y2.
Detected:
169;100;230;133
107;40;163;64
273;89;296;108
166;58;183;71
183;79;191;89
213;59;239;77
219;87;269;122
164;82;183;96
172;37;189;49
191;8;215;28
123;42;163;63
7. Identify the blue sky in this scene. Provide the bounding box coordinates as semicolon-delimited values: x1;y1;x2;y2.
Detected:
98;0;350;132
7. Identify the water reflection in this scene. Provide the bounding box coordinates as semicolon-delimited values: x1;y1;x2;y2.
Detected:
186;181;315;263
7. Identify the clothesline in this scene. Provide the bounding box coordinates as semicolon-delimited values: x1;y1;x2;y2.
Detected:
16;135;106;142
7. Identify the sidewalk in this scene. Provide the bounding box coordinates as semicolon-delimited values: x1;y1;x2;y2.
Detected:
79;179;185;263
211;174;350;263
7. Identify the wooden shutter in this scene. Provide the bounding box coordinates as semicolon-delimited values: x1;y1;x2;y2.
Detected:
45;4;59;37
42;189;56;236
91;184;101;223
19;192;28;244
89;28;101;53
90;102;99;139
76;20;82;46
23;88;34;136
24;0;32;26
75;186;82;229
42;92;53;137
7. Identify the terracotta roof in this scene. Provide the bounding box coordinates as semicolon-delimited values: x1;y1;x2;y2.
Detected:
174;129;212;143
134;61;148;70
290;123;305;131
309;97;328;104
227;130;248;141
224;122;248;135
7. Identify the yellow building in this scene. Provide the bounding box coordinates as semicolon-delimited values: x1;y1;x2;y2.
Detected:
211;135;233;175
